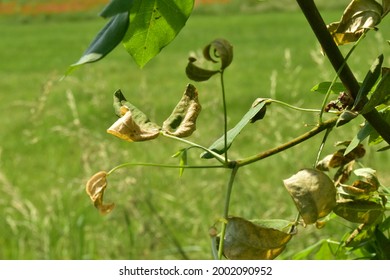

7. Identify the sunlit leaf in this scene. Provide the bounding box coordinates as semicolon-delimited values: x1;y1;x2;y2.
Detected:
283;169;336;225
334;199;384;224
361;67;390;114
345;223;376;247
223;217;293;260
99;0;134;18
123;0;194;68
201;99;267;159
107;90;161;142
311;82;346;95
66;13;129;75
85;171;115;214
344;122;374;155
162;84;201;137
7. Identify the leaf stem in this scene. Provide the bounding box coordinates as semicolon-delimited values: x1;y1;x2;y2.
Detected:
162;132;227;165
220;70;229;163
218;164;239;259
269;99;323;113
107;162;223;176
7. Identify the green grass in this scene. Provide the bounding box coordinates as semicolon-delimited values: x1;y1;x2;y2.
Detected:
1;7;390;260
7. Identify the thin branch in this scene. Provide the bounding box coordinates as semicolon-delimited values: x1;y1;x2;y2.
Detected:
296;0;390;145
236;117;338;167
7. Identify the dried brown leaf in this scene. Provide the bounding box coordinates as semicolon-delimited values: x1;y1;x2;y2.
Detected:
86;171;115;214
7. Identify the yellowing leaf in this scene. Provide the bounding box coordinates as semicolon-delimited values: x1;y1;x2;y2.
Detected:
162;84;201;137
85;171;115;214
334;199;384;224
283;169;336;225
223;217;293;260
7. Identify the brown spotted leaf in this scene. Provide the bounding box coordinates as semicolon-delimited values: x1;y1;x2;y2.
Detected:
162;84;201;137
85;171;115;214
334;199;384;224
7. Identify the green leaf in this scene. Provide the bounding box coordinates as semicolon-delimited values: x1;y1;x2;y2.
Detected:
311;82;346;95
353;54;384;110
368;107;390;145
201;99;267;159
344;122;375;155
336;110;359;127
66;12;129;75
361;67;390;114
123;0;194;68
100;0;134;18
172;148;187;177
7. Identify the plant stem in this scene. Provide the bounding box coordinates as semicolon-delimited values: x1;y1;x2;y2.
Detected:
218;164;239;259
107;162;223;176
236;117;338;167
296;0;390;145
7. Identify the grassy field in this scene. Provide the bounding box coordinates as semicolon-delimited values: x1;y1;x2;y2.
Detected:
1;4;390;260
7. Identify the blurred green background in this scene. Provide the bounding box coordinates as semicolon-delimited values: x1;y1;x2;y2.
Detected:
0;0;389;259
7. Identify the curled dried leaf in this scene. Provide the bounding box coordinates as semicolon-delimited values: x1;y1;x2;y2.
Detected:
86;171;115;214
162;84;201;137
223;217;293;260
283;169;336;225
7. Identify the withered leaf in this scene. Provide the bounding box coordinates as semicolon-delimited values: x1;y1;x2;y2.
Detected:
283;169;336;225
327;0;384;45
107;110;161;142
107;90;161;142
223;217;292;260
85;171;115;215
162;84;201;138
